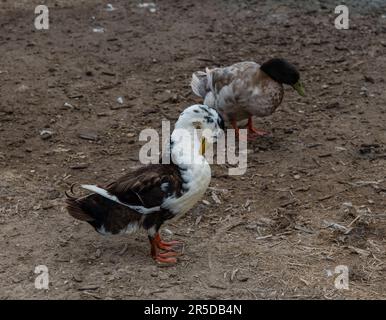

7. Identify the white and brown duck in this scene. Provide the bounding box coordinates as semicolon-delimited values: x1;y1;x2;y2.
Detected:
66;104;224;264
191;58;305;139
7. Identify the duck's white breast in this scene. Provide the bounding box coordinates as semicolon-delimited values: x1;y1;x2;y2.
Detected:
162;161;211;216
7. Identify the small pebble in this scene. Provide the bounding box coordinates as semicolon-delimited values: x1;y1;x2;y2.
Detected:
40;129;53;140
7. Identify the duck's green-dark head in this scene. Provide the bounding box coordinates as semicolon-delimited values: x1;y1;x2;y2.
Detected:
260;58;305;96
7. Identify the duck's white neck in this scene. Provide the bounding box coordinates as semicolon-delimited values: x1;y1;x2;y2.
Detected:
162;126;211;215
170;126;206;168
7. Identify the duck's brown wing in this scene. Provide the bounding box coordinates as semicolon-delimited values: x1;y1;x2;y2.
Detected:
66;164;183;234
105;163;184;209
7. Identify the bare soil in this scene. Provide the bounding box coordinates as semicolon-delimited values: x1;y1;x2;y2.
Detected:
0;0;385;299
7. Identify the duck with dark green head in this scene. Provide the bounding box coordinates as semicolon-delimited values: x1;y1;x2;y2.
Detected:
191;58;305;139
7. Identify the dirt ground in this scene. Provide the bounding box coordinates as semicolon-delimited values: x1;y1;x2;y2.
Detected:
1;0;385;300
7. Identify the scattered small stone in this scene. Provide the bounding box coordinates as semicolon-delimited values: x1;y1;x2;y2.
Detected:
117;96;124;104
236;272;249;282
360;87;369;97
105;3;116;11
93;27;105;33
40;129;53;140
138;2;157;13
293;174;301;180
63;102;74;109
202;200;210;206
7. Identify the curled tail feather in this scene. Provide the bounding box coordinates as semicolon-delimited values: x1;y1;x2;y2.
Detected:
65;184;95;222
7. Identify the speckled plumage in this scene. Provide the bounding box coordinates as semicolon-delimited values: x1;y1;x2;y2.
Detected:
65;104;224;263
191;61;285;123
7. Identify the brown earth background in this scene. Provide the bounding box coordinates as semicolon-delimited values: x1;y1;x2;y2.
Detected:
0;0;386;299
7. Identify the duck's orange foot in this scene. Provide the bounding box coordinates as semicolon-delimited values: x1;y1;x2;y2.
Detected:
247;117;270;139
150;233;183;264
155;234;184;252
154;253;177;264
248;128;270;139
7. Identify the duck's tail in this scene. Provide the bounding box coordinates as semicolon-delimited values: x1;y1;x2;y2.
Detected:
191;70;209;98
65;198;95;222
65;184;96;222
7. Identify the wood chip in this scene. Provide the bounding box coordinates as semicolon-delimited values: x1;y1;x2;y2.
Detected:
78;285;100;291
348;246;371;257
78;131;99;141
70;163;89;170
211;193;221;204
230;269;239;282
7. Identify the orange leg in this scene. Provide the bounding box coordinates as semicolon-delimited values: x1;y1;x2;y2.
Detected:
149;233;183;264
231;120;253;141
231;119;248;141
247;117;269;138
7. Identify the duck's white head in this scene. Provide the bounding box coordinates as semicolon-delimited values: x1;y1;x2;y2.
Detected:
171;104;224;163
174;104;224;143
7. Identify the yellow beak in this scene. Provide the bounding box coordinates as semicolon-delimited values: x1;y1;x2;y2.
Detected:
292;81;305;97
199;137;206;156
